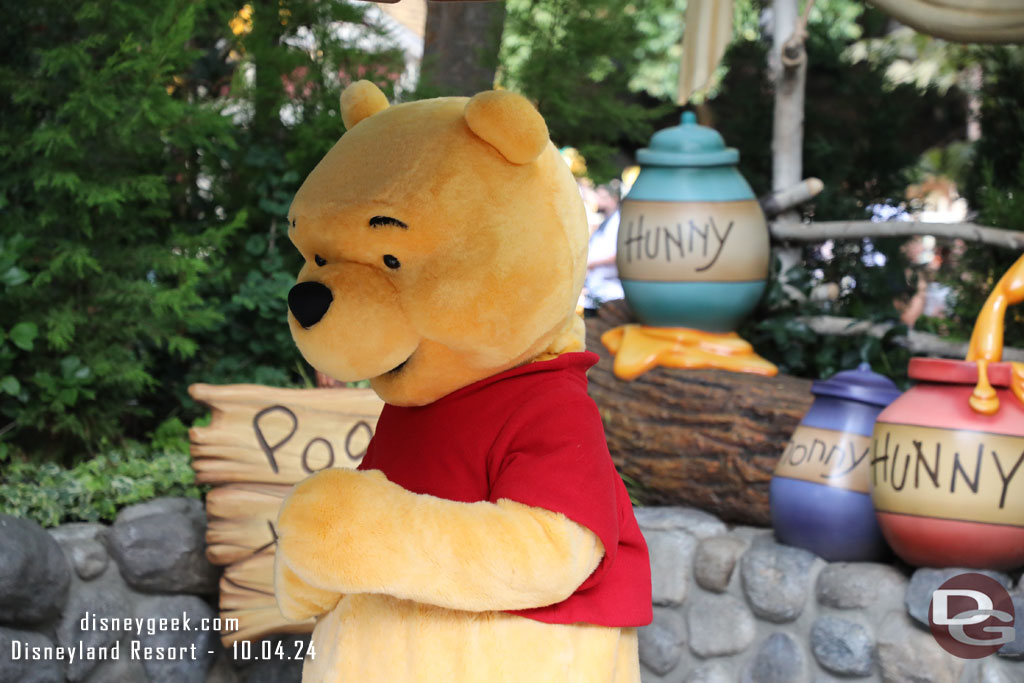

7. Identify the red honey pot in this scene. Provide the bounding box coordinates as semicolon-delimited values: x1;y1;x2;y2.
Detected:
870;358;1024;570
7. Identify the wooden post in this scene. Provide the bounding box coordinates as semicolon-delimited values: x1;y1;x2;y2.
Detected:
771;0;807;201
771;0;810;298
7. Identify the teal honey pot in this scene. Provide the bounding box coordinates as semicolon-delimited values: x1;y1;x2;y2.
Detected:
617;112;770;332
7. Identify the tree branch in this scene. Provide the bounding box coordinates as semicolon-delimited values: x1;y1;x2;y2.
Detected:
759;178;823;217
797;315;1024;362
771;220;1024;250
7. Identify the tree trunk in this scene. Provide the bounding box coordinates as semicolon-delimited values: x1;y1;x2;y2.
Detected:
419;1;506;96
586;301;814;525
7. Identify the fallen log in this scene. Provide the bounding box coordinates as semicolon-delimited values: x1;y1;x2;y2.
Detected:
586;300;814;526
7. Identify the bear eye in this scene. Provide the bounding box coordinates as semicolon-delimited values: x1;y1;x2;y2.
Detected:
383;254;401;270
314;254;327;267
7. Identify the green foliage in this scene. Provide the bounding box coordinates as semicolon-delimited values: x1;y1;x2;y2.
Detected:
1;0;403;460
498;0;674;182
947;45;1024;346
154;0;404;423
149;416;192;455
0;0;241;455
741;249;913;386
624;0;688;100
0;441;202;528
964;46;1024;221
709;4;973;384
712;5;965;219
3;0;1021;513
179;243;307;391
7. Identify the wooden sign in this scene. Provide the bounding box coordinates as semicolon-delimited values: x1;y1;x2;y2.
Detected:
188;383;384;645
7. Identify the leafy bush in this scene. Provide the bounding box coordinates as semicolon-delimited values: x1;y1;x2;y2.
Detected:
0;0;403;461
0;444;203;529
151;0;405;424
0;0;241;457
499;0;674;182
712;7;965;220
714;6;985;384
741;251;913;386
953;46;1024;345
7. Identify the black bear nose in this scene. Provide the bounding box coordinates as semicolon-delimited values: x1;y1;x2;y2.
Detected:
288;281;333;329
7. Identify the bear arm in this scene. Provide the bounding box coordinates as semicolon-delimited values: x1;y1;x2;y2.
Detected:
276;468;605;612
274;549;344;622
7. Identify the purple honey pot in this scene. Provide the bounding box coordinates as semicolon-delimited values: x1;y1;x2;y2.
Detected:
771;363;902;561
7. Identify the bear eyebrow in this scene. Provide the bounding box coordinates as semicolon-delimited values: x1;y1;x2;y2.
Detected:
369;215;408;229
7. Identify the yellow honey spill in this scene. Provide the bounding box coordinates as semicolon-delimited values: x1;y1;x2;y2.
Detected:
601;324;778;381
966;253;1024;415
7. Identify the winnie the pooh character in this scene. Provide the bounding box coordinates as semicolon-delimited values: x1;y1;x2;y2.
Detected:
276;80;652;682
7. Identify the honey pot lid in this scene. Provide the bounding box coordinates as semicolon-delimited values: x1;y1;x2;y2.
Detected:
811;362;902;407
909;357;1015;387
636;112;741;168
919;252;1023;415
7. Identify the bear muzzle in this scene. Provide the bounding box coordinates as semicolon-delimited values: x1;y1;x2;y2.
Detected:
288;281;333;329
287;265;420;383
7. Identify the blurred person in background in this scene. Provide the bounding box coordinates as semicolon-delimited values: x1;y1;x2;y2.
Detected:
581;181;623;313
581;166;639;314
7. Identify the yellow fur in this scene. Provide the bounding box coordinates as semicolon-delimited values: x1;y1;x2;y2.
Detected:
277;81;644;680
286;89;588;406
301;596;640;683
276;469;604;612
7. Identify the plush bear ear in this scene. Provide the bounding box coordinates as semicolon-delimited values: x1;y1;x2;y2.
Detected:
340;80;390;130
464;90;549;165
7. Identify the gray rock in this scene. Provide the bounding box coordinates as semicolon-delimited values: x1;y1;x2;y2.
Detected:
683;662;732;683
48;522;107;546
645;529;696;606
52;531;110;582
0;515;71;625
115;497;197;524
739;539;818;623
204;651;241;683
634;507;727;539
55;585;129;682
810;615;875;677
49;524;109;581
741;633;806;683
815;562;907;610
236;636;309;683
905;567;1012;627
730;526;774;544
0;627;65;683
686;593;756;658
108;497;219;594
133;594;219;682
876;609;963;683
996;593;1024;660
694;535;747;593
78;657;147;683
976;658;1017;683
71;540;109;581
638;607;686;676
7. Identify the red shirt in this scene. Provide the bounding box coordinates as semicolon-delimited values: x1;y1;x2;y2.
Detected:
358;351;652;627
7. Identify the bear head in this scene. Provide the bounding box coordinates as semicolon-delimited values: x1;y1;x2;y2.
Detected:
286;81;588;406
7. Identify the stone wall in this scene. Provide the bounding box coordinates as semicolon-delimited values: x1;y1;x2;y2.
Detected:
2;499;1022;682
635;507;1024;683
0;499;305;683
